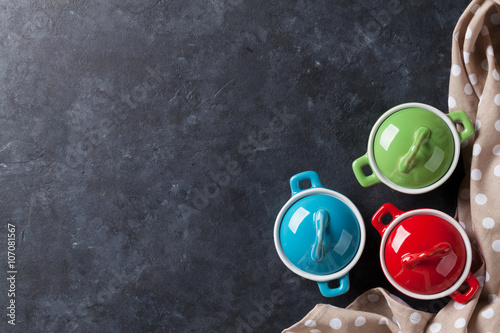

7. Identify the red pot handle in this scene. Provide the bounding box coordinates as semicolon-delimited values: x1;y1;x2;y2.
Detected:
371;203;404;237
401;242;451;269
450;272;480;304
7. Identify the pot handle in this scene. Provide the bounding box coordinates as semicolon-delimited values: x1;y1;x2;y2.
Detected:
317;274;350;298
290;171;323;196
447;110;474;143
311;210;328;262
352;153;381;187
450;272;480;304
371;203;404;237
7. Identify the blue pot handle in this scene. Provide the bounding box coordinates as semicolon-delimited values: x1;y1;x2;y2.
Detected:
290;171;323;196
317;274;350;297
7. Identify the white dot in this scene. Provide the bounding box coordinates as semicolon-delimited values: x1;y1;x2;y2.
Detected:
460;188;470;200
452;64;462;76
459;221;466;229
493;240;500;252
330;318;342;330
482;308;494;319
489;294;498;303
471;169;482;180
355;317;366;327
494;69;500;80
379;317;389;325
493;145;500;155
367;294;379;302
473;144;482;156
482;59;489;71
454;32;460;41
410;312;421;324
487;45;494;56
477;275;486;286
495;120;500;131
454;301;466;309
392;316;401;328
469;73;478;85
483;217;495;229
455;318;466;328
482;25;490;35
464;51;470;64
465;83;473;95
495;94;500;106
491;13;500;25
475;193;488;205
479;95;483;105
430;323;442;332
466;27;473;39
475;119;481;130
448;96;457;108
305;320;316;327
310;330;321;333
486;271;490;282
471;4;481;13
495;165;500;176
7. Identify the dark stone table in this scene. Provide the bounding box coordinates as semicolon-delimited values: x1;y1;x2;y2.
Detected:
0;0;471;331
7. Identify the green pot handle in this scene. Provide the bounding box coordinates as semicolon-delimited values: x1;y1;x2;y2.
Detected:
447;110;474;143
352;153;380;187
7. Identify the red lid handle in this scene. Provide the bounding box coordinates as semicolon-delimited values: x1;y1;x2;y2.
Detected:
401;242;452;269
371;203;404;237
450;272;480;304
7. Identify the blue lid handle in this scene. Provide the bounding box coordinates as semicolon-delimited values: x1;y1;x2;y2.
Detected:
290;171;323;196
317;274;350;297
311;209;328;262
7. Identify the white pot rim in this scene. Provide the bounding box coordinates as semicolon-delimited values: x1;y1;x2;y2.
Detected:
379;208;472;300
274;188;366;282
367;102;461;194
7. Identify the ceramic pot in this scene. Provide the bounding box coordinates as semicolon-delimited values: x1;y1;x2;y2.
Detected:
353;103;474;194
372;203;480;304
274;171;365;297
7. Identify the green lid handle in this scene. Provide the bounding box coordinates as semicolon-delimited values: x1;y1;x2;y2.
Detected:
311;210;328;262
447;110;475;143
398;127;431;173
352;153;381;187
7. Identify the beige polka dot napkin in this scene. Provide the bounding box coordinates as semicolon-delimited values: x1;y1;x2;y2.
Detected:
282;0;500;331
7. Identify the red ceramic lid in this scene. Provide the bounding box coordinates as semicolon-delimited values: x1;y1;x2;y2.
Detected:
384;214;467;295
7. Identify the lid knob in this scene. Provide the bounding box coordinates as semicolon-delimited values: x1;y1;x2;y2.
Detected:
311;209;329;262
401;242;452;269
398;127;431;173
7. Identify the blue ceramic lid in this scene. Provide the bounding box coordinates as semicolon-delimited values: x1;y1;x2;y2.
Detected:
279;185;362;276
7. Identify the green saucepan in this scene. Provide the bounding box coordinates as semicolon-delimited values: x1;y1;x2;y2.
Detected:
352;103;474;194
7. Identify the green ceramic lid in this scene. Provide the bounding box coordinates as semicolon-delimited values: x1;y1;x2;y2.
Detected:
373;108;455;189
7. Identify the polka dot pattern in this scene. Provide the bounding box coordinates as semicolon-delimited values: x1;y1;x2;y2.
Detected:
455;318;466;328
305;320;316;327
475;193;488;205
354;317;366;327
491;13;500;24
430;323;442;332
410;312;421;324
469;73;478;85
329;318;342;330
483;217;495;229
448;96;457;108
473;143;482;155
471;168;482;180
495;94;500;106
